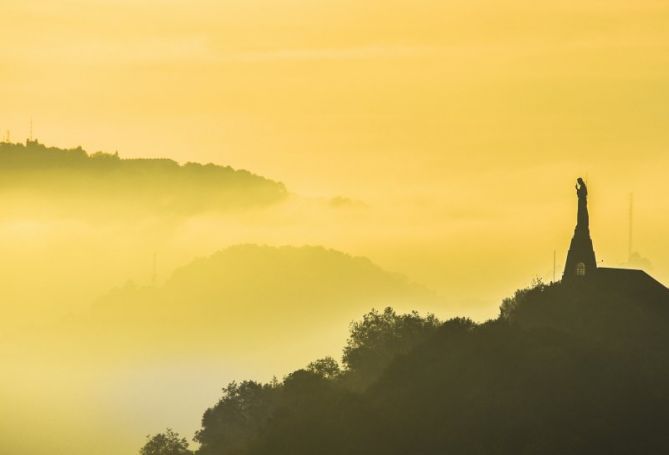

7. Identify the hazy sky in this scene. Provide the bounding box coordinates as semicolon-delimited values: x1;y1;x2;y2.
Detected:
1;1;667;187
1;0;668;332
1;2;668;453
1;0;669;307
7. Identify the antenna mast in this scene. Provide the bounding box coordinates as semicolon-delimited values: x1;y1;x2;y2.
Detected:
628;193;634;262
152;252;157;286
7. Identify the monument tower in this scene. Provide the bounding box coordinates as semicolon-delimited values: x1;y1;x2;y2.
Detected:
563;178;597;280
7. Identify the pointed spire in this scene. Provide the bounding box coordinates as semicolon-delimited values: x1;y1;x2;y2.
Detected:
563;178;597;280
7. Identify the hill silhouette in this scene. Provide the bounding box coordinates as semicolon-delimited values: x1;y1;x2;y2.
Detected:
142;274;669;455
87;245;436;355
0;140;286;217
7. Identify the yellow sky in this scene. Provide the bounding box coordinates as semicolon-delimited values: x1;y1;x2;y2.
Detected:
1;2;669;454
1;0;668;313
1;0;667;189
0;0;668;314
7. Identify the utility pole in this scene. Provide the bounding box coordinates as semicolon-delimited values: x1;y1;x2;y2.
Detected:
152;252;158;286
628;193;634;262
553;250;556;283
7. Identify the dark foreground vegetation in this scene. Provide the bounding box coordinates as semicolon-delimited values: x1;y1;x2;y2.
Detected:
143;275;669;455
0;141;286;215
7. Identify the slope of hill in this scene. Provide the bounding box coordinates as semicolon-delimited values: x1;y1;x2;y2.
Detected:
88;245;437;354
366;276;669;454
147;274;669;455
0;141;287;216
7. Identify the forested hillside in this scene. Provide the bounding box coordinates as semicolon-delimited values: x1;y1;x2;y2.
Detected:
143;276;669;455
0;141;287;216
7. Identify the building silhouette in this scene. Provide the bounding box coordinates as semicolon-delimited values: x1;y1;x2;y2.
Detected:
563;178;597;280
562;177;666;291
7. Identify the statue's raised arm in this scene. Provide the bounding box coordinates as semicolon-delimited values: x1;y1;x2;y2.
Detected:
575;177;589;231
576;177;588;200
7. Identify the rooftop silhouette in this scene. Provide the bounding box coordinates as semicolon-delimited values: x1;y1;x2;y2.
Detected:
562;177;666;290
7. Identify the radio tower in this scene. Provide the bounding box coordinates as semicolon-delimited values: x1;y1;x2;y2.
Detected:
152;252;158;286
628;193;634;263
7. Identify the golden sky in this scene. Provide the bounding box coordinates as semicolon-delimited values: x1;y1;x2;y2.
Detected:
1;0;667;190
2;0;668;266
1;1;669;453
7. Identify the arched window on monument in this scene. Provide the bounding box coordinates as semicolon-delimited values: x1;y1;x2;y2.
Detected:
576;262;586;276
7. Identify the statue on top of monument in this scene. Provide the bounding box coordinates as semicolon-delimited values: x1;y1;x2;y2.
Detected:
563;176;596;280
575;177;589;231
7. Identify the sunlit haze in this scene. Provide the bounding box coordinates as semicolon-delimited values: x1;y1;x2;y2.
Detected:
0;1;668;454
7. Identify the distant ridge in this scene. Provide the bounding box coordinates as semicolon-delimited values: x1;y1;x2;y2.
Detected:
0;140;287;216
90;244;436;339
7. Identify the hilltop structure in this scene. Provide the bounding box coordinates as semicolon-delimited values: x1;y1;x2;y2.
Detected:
563;178;597;280
562;177;666;291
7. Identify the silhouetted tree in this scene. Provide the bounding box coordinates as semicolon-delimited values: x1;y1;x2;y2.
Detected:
140;429;192;455
195;381;278;455
342;307;440;389
306;356;341;379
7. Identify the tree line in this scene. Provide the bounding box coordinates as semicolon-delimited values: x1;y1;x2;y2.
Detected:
142;276;669;454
